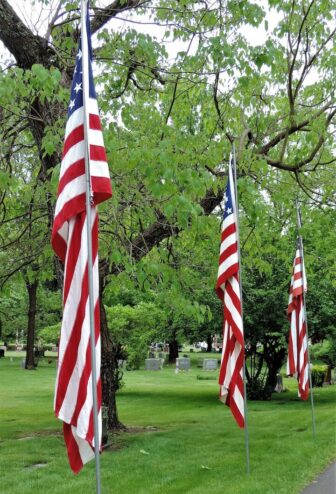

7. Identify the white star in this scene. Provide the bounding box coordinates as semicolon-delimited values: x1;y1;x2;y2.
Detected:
223;193;228;203
77;49;82;60
226;207;232;214
69;99;75;109
74;82;82;93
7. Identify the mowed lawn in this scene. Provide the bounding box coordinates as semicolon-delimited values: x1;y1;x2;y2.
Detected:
0;354;335;494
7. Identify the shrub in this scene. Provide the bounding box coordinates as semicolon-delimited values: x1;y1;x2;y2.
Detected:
246;377;273;400
311;365;328;387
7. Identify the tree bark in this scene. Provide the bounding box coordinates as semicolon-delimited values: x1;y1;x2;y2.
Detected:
168;335;179;363
206;334;212;352
25;280;38;370
99;286;125;430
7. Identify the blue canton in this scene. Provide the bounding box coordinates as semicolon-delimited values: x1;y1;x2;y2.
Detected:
68;10;96;117
223;176;234;220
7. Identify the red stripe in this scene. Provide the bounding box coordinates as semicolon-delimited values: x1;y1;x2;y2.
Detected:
90;144;107;162
52;194;86;261
62;125;84;159
63;213;85;305
63;423;83;474
58;159;85;196
219;243;237;266
221;222;236;242
55;214;98;415
71;281;100;428
216;262;239;292
218;322;230;386
89;113;102;130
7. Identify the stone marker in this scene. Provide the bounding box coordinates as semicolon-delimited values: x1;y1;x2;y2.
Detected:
175;357;190;372
145;358;161;371
274;373;283;393
203;359;218;371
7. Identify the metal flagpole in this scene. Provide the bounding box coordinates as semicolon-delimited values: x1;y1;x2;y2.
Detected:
296;201;316;439
231;144;251;474
81;1;102;492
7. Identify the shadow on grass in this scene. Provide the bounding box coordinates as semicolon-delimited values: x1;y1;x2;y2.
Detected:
119;385;336;412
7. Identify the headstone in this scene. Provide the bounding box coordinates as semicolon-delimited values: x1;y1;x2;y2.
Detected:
175;357;190;372
203;359;218;371
323;366;332;385
274;373;283;393
145;358;161;371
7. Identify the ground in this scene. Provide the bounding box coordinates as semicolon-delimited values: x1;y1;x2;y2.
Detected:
0;352;335;494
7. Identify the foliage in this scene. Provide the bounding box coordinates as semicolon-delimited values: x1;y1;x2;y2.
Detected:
311;365;328;388
105;302;165;369
310;338;336;368
38;323;60;346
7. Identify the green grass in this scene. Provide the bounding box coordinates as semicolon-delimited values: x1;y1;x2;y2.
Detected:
0;354;335;494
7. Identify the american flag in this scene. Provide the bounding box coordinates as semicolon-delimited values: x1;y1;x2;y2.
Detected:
215;159;245;428
286;241;309;400
51;4;112;473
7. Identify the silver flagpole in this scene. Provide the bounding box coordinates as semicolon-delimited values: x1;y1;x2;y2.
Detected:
81;1;102;492
296;201;316;439
231;144;250;474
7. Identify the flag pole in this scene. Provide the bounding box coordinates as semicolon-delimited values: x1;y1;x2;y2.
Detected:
295;201;316;439
231;144;250;474
81;1;102;492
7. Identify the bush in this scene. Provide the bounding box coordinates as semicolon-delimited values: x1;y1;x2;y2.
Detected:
311;365;328;387
246;377;273;400
39;323;60;345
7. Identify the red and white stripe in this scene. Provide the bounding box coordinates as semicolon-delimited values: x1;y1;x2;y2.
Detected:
215;163;245;428
286;246;309;400
51;74;112;474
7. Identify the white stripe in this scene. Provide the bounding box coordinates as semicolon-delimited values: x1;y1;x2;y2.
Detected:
71;425;95;465
221;214;235;233
64;99;100;140
60;140;85;177
217;252;238;278
224;288;243;332
55;176;86;217
57;210;96;370
220;231;236;255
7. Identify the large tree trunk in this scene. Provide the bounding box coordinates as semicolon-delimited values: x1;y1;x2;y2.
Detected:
99;293;125;430
168;335;179;363
206;334;212;352
25;280;38;370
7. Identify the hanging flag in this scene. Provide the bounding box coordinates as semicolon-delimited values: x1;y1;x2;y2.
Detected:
215;159;245;428
286;241;309;400
51;3;112;473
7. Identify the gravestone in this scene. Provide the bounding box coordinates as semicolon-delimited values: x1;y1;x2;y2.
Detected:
176;357;190;372
203;359;218;371
145;358;161;371
274;373;283;393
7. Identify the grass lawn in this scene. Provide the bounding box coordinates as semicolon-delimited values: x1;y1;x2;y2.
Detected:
0;353;335;494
